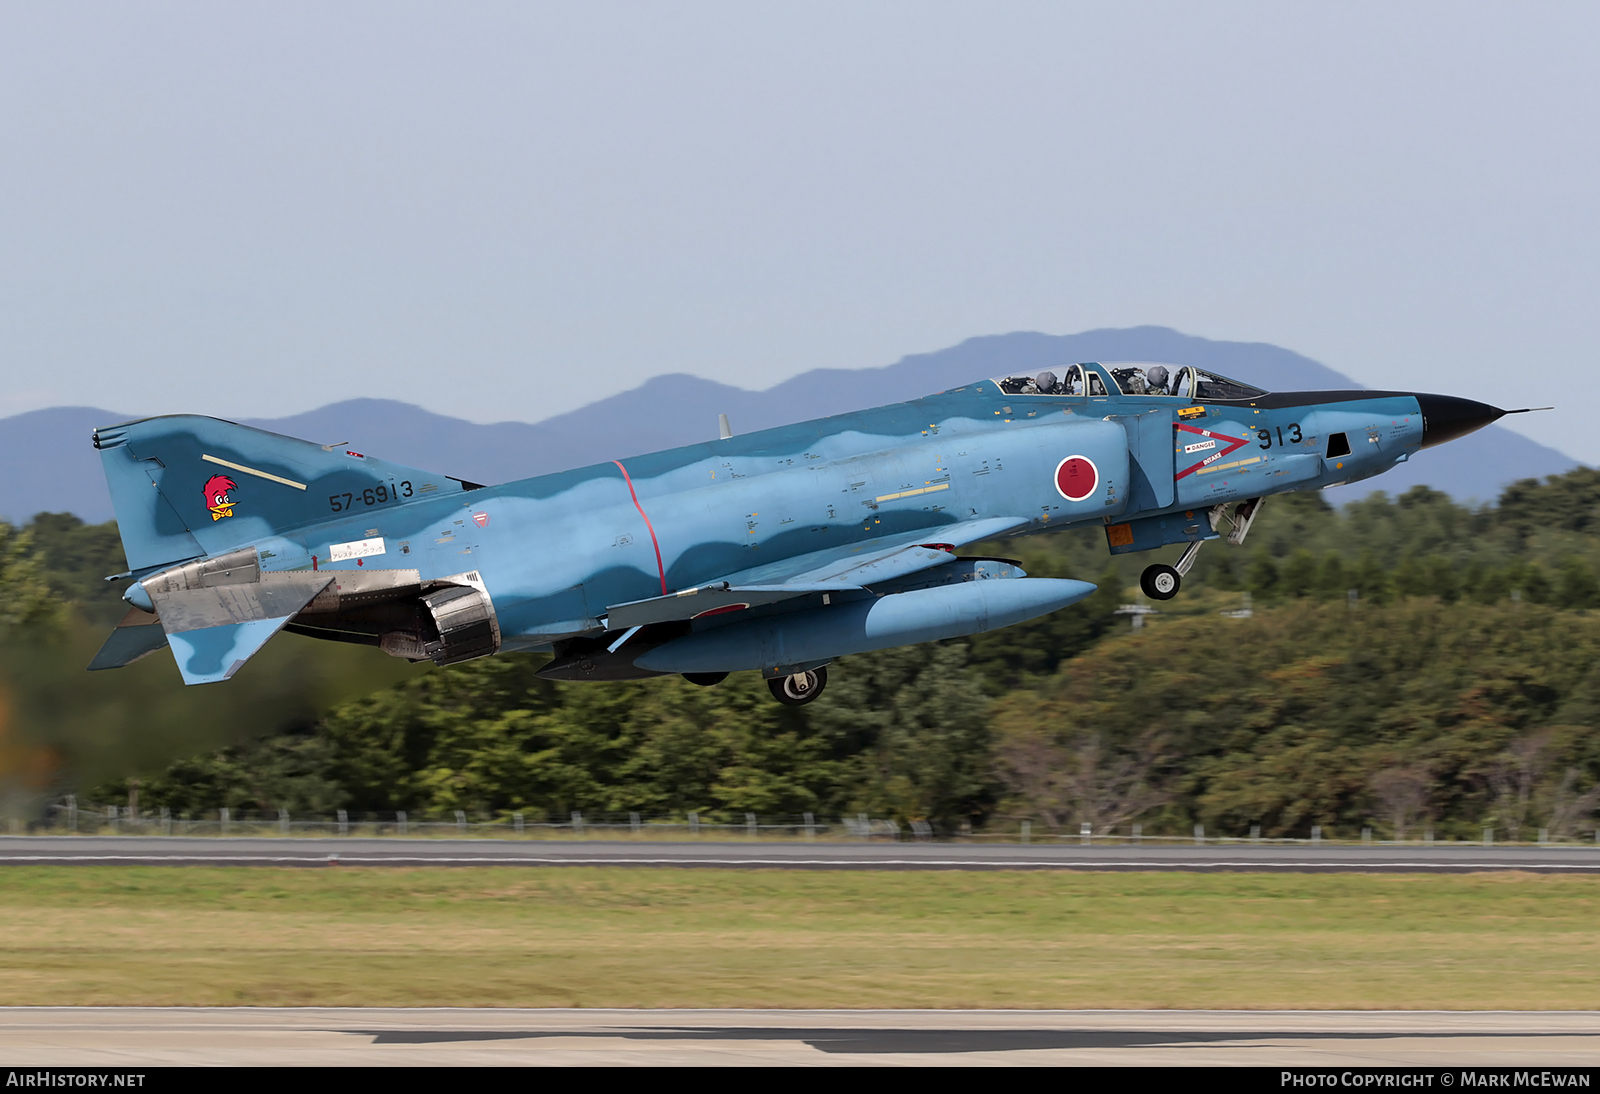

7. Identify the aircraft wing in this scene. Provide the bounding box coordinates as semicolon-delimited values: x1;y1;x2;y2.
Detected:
603;515;1029;629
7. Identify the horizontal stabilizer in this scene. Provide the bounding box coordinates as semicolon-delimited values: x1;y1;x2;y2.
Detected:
144;547;333;634
87;607;170;671
604;516;1029;629
168;616;298;684
139;547;334;684
152;574;333;634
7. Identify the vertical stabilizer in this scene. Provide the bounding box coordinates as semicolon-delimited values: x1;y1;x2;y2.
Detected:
94;424;205;572
93;414;479;574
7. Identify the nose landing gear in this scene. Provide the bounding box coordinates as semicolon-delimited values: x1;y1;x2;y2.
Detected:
1140;563;1181;600
1139;497;1264;602
1141;537;1202;600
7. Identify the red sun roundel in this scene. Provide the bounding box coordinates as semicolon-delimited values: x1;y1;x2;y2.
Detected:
1054;455;1099;501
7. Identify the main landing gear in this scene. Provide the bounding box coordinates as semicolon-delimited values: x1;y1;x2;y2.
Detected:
682;667;830;705
767;666;828;706
1139;497;1264;602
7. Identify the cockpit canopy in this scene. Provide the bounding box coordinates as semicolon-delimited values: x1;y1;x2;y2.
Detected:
994;363;1267;401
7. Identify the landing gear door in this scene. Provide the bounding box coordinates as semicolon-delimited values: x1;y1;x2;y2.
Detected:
1117;408;1176;513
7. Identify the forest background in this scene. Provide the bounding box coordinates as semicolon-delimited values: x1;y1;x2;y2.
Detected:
7;470;1600;841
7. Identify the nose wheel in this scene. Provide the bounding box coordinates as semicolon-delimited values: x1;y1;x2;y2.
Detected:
768;666;828;706
1142;537;1207;602
1141;564;1181;601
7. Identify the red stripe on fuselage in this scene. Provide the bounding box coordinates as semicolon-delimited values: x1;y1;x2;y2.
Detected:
613;460;668;595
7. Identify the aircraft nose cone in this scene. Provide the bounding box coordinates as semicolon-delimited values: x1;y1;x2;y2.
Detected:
1415;393;1505;449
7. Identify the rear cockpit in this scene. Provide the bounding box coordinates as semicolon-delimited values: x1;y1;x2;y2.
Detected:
994;363;1267;401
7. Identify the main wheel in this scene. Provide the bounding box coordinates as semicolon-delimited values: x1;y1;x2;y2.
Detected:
1140;564;1181;601
767;666;828;706
682;672;729;687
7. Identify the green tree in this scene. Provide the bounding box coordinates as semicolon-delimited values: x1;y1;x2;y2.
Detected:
1205;549;1242;592
811;642;993;829
1560;558;1600;610
1314;552;1347;601
993;600;1600;839
1496;468;1600;542
1248;547;1280;601
1523;563;1554;605
0;522;53;630
1392;555;1427;600
1279;549;1318;599
24;514;130;625
1423;555;1460;603
1457;561;1488;605
964;565;1122;694
135;733;347;817
1351;550;1393;605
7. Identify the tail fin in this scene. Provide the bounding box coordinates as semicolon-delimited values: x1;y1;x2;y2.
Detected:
94;414;481;573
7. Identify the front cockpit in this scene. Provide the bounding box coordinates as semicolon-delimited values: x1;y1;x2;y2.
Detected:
994;362;1267;401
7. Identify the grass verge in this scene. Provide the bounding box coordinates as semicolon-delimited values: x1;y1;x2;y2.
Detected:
2;867;1596;1009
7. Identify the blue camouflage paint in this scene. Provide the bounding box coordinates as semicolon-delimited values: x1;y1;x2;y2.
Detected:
90;361;1472;689
634;576;1100;673
166;617;295;684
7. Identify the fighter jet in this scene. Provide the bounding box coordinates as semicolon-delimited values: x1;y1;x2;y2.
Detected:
88;362;1521;705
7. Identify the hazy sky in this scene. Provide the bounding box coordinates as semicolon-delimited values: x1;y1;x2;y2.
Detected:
2;3;1596;458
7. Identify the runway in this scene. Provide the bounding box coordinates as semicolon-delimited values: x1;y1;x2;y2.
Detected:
2;1008;1599;1066
4;835;1600;871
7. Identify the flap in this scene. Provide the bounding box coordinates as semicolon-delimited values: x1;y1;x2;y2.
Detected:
604;516;1029;629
